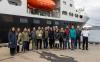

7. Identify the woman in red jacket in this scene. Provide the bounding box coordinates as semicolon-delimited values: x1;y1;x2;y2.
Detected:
64;26;70;49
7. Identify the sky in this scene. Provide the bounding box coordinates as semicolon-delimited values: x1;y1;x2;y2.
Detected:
74;0;100;26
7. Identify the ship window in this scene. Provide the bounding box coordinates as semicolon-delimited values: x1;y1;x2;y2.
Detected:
55;21;59;25
80;15;83;18
70;4;73;7
71;13;73;16
47;20;52;25
63;1;66;5
33;19;40;24
8;0;22;6
69;12;73;16
2;15;13;22
76;10;78;12
75;14;78;18
62;11;67;15
20;18;28;23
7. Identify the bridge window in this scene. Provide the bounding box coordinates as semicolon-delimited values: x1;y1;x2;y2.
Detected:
8;0;22;6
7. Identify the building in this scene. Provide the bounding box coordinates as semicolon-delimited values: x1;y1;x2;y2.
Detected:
0;0;89;43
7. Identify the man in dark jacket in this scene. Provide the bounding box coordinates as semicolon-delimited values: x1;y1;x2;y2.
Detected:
48;27;55;49
76;26;81;49
59;28;64;49
8;27;17;56
55;29;60;48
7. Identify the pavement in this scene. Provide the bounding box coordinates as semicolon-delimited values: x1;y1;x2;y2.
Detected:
0;44;100;62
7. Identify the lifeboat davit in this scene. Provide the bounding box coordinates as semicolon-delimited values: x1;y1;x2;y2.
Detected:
28;0;56;11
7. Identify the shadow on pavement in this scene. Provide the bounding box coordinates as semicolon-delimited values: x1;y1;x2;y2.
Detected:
0;57;14;61
36;51;78;62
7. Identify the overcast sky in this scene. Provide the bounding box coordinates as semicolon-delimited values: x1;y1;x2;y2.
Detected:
74;0;100;26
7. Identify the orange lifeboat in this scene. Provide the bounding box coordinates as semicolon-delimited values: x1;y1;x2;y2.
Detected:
28;0;56;11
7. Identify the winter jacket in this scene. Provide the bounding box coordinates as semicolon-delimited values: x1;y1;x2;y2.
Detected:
36;30;43;39
70;28;76;38
55;32;60;40
59;32;64;39
17;32;22;45
8;31;17;48
21;32;29;42
43;30;48;39
76;29;81;38
31;31;36;39
48;30;54;39
65;28;70;36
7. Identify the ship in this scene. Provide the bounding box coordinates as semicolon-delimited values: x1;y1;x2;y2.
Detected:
0;0;89;43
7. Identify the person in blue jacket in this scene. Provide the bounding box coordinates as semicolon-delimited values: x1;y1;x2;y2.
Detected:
8;27;17;56
70;25;76;50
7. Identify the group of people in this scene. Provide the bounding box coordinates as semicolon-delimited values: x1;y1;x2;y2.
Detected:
8;25;89;56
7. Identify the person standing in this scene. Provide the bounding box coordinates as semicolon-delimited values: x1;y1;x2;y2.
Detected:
31;27;36;50
53;27;56;48
16;28;22;53
65;26;70;49
81;28;89;50
43;27;48;49
48;27;55;49
76;26;81;49
27;28;31;51
59;28;64;49
70;25;76;50
21;28;29;52
54;29;60;49
8;27;17;56
36;27;43;49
